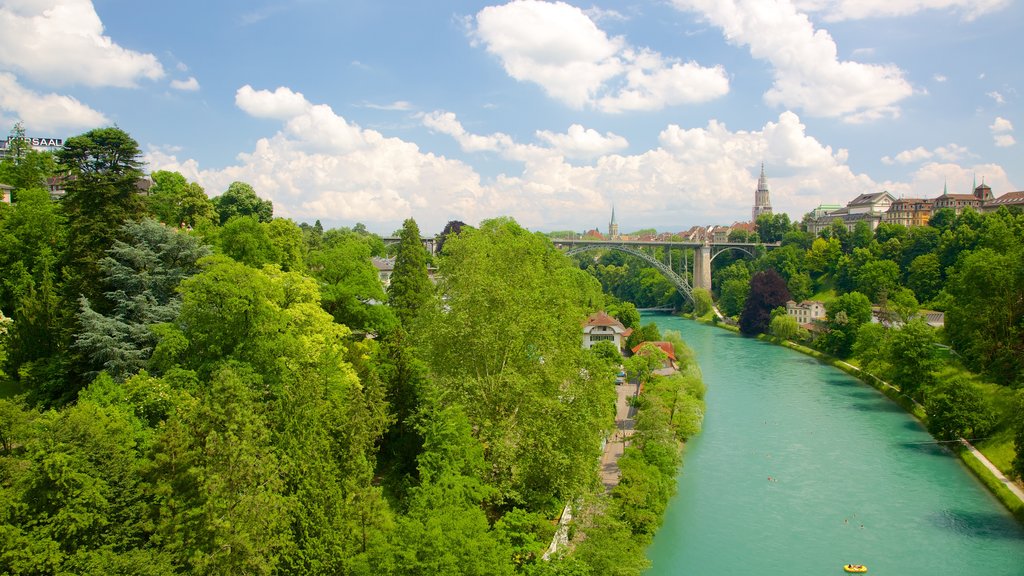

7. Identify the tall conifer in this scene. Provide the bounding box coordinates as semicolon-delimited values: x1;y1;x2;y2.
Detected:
387;218;431;328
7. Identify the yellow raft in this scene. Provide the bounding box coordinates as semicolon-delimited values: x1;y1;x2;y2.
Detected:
843;565;867;573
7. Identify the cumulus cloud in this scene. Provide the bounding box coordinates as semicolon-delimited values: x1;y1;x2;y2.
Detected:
170;76;200;91
987;91;1005;104
990;116;1015;147
472;0;728;112
155;85;888;232
535;124;629;159
881;143;969;164
0;72;108;132
794;0;1010;21
0;0;164;88
879;161;1013;199
236;85;312;119
673;0;913;121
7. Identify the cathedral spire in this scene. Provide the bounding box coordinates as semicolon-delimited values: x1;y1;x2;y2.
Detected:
752;162;773;222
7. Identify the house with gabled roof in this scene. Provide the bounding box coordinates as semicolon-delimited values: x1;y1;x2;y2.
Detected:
582;311;628;353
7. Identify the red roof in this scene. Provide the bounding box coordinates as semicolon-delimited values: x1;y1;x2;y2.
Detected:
631;341;676;361
584;311;625;329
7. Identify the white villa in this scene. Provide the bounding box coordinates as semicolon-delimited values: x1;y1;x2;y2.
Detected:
582;311;629;352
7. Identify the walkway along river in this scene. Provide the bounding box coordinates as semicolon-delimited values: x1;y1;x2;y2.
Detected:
641;314;1024;576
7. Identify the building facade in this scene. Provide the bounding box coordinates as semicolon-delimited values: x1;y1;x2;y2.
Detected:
810;191;895;234
786;300;826;325
884;197;934;227
582;311;628;352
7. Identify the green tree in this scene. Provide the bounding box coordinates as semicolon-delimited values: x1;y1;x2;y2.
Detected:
626;322;661;350
906;253;943;304
0;122;57;194
387;218;432;328
146;170;216;228
75;219;210;381
850;221;874;250
887;319;938;399
147;363;291;574
308;237;396;334
718;278;749;317
819;291;872;358
852;322;890;376
769;313;802;341
216;215;276;268
1014;392;1024;480
755;213;792;243
691;287;713;317
416;217;611;510
925;378;995;441
57;127;147;311
854;259;900;303
945;247;1024;384
212;181;273;224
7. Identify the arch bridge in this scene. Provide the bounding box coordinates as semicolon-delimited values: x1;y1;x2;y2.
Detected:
558;239;777;303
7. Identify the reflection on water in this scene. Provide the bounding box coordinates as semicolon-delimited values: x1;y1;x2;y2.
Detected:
930;509;1024;540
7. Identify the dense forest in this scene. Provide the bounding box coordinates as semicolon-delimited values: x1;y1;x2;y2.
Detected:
579;207;1024;481
0;126;709;574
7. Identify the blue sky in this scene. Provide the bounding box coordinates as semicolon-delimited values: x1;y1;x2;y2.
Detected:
0;0;1019;235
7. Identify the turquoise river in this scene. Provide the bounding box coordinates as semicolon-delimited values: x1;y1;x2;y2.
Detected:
642;314;1024;576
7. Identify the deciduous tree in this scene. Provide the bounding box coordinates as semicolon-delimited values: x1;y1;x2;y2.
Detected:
739;269;790;335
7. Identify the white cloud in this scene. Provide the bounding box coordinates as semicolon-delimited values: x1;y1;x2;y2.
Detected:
879;161;1013;199
472;0;728;112
0;72;108;132
236;85;312;120
933;74;947;82
360;100;414;111
795;0;1010;21
989;116;1015;147
148;87;1013;234
170;76;200;91
994;134;1016;147
0;0;164;88
535;124;629;159
990;116;1013;132
881;143;969;164
673;0;913;121
987;91;1005;104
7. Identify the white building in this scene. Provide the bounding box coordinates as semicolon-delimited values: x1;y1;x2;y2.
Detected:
582;311;629;352
786;300;826;325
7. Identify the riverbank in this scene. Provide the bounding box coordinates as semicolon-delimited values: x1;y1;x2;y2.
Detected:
544;340;705;574
682;312;1024;524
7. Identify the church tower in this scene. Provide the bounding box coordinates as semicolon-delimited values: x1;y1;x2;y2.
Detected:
752;163;773;222
608;205;619;239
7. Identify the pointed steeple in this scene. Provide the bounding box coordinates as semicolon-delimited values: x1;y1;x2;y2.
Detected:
752;162;772;222
608;204;619;239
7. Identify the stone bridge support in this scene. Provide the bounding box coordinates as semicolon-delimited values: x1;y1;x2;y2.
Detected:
693;245;711;291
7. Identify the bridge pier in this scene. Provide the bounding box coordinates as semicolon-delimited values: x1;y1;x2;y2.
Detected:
693;245;711;292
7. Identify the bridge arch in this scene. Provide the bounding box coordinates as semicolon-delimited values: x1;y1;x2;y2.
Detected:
565;244;694;303
709;245;758;263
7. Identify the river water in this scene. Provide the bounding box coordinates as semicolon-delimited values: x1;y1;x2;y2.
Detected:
643;314;1024;576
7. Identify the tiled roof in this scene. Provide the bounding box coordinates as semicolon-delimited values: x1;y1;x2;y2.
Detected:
584;311;625;329
631;341;676;361
988;191;1024;206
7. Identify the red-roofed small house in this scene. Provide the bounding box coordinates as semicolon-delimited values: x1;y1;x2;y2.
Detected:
631;341;676;370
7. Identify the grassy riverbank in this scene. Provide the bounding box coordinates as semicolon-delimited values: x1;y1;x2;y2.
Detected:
545;339;706;575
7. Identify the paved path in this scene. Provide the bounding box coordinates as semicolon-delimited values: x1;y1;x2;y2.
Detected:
960;439;1024;504
600;379;640;490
